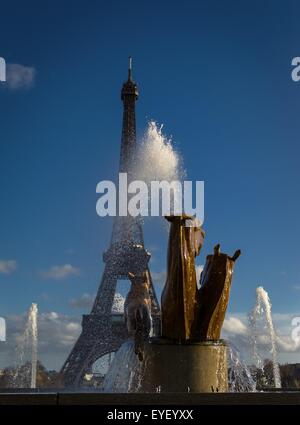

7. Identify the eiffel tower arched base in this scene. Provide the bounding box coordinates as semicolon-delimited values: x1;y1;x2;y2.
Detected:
61;313;161;387
61;314;127;387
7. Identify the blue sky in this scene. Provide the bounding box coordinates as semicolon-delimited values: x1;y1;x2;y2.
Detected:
1;0;300;369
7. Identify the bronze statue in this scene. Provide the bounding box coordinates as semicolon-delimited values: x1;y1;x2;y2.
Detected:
161;215;240;342
125;271;152;360
195;244;241;340
161;215;205;341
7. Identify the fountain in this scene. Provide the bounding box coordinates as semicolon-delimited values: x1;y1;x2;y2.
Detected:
136;216;240;392
103;214;241;393
103;340;141;392
227;345;256;392
64;64;251;394
29;303;38;389
249;286;281;389
98;112;243;393
14;303;38;388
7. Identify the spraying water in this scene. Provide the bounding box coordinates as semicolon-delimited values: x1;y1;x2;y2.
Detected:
135;121;184;182
102;340;141;392
29;303;38;388
227;345;256;392
249;287;281;388
134;121;185;217
14;303;38;388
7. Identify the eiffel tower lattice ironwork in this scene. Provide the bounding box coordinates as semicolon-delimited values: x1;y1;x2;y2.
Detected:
61;59;160;387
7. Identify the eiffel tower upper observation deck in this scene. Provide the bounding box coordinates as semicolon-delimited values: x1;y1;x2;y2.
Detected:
61;58;160;387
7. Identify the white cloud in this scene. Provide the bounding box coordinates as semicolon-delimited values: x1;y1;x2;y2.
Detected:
221;311;300;366
37;311;81;348
276;336;300;353
39;264;80;280
0;260;17;274
69;293;94;309
223;316;248;335
1;311;82;370
6;63;36;90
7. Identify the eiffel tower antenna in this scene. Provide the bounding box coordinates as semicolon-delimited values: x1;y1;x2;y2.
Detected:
128;56;132;80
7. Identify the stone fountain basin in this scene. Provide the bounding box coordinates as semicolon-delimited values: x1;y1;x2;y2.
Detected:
139;338;228;393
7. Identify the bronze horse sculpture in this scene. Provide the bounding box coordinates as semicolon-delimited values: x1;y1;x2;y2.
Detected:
126;214;240;363
125;271;152;360
161;215;240;342
161;215;205;341
195;243;240;340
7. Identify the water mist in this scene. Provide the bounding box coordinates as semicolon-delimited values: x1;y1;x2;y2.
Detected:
249;287;281;388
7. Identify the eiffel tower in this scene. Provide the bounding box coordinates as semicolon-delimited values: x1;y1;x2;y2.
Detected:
61;58;160;387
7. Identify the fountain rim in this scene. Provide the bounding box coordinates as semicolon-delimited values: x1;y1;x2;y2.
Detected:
148;337;228;347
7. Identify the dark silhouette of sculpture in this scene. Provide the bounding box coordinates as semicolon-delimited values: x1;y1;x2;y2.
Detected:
125;271;152;360
161;215;240;342
161;215;205;341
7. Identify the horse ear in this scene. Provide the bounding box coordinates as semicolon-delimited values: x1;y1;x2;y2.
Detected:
230;250;241;262
128;272;135;279
214;244;221;256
